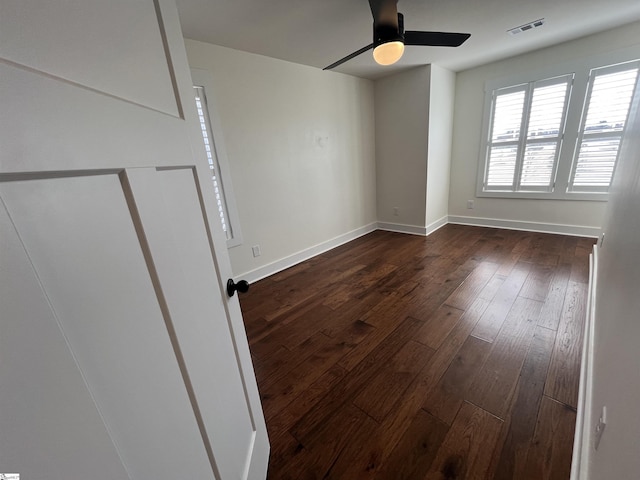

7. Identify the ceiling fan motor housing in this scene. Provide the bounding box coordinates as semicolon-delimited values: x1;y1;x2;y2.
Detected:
374;12;404;46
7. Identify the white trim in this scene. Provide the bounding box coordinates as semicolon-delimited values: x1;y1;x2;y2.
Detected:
425;216;449;235
571;244;598;480
377;222;427;236
237;223;378;283
376;217;449;236
448;215;599;238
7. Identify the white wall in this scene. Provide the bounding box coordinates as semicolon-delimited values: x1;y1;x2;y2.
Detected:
426;64;456;229
375;66;431;230
449;21;640;235
586;83;640;479
184;40;376;278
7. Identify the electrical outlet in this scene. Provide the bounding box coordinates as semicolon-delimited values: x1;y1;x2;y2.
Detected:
595;406;607;450
252;245;261;258
393;207;399;216
467;200;475;209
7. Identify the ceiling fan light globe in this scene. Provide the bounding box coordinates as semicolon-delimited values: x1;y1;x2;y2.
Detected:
373;41;404;65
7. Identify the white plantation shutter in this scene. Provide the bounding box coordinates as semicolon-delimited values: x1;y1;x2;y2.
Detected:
570;63;640;191
486;89;525;187
194;86;232;239
520;81;570;187
485;75;572;192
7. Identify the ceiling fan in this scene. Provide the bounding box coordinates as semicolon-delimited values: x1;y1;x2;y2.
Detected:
324;0;470;70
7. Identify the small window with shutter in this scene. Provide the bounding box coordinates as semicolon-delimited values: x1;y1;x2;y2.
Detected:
192;83;243;248
569;62;639;192
483;74;573;193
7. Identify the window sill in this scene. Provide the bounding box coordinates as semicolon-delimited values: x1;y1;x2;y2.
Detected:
476;190;609;202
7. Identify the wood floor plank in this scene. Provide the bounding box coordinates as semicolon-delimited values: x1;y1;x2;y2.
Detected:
323;262;399;310
284;404;379;479
318;415;383;480
538;263;571;331
266;304;337;351
575;237;594;258
545;281;587;408
334;298;492;478
479;274;506;301
559;236;579;264
423;335;493;425
259;334;351;419
495;252;522;277
409;257;481;322
290;316;424;443
414;304;465;350
467;296;543;418
266;431;306;480
254;331;330;389
248;297;325;346
471;262;532;342
520;263;556;302
519;233;561;266
354;340;435;422
238;225;589;480
445;261;500;310
491;326;557;480
570;255;591;284
424;402;504;480
264;363;348;442
374;409;449;480
521;396;576;480
337;311;416;371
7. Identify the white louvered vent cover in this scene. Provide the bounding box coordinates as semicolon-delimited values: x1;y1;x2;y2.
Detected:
508;19;545;36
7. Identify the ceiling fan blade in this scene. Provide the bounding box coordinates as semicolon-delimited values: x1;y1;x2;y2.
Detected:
368;0;398;26
404;31;471;47
324;43;374;70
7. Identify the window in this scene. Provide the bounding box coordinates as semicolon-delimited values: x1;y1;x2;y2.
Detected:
191;71;242;248
194;86;232;239
483;75;573;192
478;59;640;200
569;62;639;192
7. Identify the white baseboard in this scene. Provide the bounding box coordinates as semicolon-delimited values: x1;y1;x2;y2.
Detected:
377;216;448;236
377;222;427;236
238;222;378;283
426;216;449;235
571;244;598;480
448;215;600;238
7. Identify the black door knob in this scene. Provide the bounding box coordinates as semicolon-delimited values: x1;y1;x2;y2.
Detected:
227;279;250;297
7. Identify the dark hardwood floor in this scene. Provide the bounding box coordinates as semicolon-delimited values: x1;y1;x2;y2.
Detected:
239;225;595;480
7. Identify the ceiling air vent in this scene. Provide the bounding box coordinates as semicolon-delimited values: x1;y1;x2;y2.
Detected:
508;18;545;35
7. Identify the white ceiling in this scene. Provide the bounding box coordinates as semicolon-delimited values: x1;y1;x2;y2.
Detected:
175;0;640;80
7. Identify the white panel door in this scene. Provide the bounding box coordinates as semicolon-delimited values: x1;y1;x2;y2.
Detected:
0;1;269;479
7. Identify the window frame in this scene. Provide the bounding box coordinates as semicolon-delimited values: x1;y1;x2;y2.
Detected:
568;60;640;193
191;68;243;248
482;74;573;194
476;53;640;202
